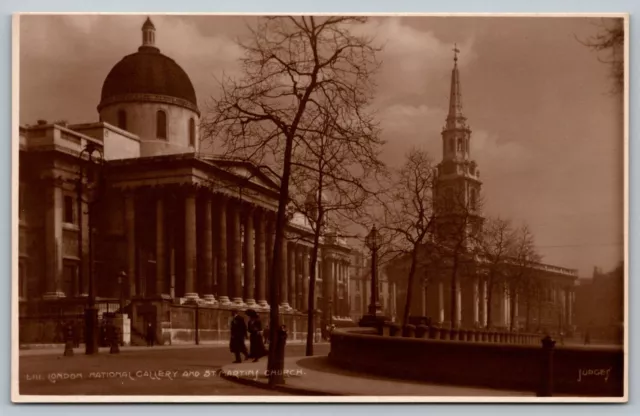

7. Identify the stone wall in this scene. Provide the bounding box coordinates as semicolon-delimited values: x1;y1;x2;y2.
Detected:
329;327;624;397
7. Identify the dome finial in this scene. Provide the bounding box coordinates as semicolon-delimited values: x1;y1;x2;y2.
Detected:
141;16;156;49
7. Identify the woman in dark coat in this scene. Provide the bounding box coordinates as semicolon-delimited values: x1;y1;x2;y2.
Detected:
229;310;249;363
246;309;267;362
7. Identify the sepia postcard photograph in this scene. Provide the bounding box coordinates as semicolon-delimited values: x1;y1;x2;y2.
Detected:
12;12;628;403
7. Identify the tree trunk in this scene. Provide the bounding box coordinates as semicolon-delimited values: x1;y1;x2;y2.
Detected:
509;286;517;332
305;212;323;356
267;135;296;385
402;248;420;328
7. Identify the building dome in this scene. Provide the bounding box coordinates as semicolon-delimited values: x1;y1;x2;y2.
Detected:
98;50;198;114
97;17;198;115
97;17;201;157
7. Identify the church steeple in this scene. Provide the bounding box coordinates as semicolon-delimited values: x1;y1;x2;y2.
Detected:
446;44;467;130
139;17;159;53
434;45;482;216
441;44;471;162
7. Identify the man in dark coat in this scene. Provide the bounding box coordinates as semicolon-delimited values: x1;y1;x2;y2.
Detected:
229;310;249;363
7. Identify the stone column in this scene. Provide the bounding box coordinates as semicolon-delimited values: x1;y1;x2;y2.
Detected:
569;289;574;326
243;207;256;307
323;255;332;321
184;190;198;300
296;245;305;311
473;276;480;327
280;236;290;309
335;260;340;316
266;215;275;295
125;192;137;298
302;246;310;311
43;180;64;299
255;209;268;308
202;194;215;302
503;282;510;327
216;195;230;304
229;200;243;305
481;277;488;327
288;242;297;310
155;194;166;295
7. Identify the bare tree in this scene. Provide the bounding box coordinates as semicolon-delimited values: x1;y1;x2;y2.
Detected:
289;109;385;356
380;149;436;328
473;217;514;329
202;16;380;385
503;224;541;332
577;18;624;94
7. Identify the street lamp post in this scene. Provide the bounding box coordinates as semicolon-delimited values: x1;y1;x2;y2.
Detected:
118;270;127;314
78;143;105;355
359;225;387;327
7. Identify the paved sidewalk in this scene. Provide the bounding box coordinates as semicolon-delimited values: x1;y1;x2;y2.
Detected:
220;355;535;397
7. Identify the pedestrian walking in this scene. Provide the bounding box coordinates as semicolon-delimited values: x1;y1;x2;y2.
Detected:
246;309;267;362
229;310;249;363
263;325;270;346
584;330;591;346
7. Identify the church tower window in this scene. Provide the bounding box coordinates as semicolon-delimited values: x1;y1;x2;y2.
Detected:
189;118;196;147
470;188;478;210
156;110;167;139
117;110;127;130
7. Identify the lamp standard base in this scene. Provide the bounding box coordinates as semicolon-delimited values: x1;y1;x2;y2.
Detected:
84;307;99;355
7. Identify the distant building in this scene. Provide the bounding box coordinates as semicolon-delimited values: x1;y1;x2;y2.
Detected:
574;264;624;342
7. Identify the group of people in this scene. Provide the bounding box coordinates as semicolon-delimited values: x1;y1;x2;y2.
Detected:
229;309;268;363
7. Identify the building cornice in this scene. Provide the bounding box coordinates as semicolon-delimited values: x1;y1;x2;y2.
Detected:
98;93;200;116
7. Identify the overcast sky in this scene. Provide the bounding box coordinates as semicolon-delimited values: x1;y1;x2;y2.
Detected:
18;15;624;278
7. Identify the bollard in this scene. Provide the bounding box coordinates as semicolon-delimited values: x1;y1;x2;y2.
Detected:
403;324;416;338
439;327;449;340
416;325;429;339
537;335;556;397
63;323;74;357
450;329;458;341
481;331;488;342
428;325;439;339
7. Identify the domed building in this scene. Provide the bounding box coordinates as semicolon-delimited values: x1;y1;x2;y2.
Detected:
98;18;200;157
18;17;356;348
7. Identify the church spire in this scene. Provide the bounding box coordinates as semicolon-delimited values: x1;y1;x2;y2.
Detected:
140;17;159;52
446;43;467;130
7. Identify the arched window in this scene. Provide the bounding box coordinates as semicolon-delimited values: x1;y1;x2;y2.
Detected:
156;110;167;139
117;110;127;130
189;118;196;147
449;139;455;153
